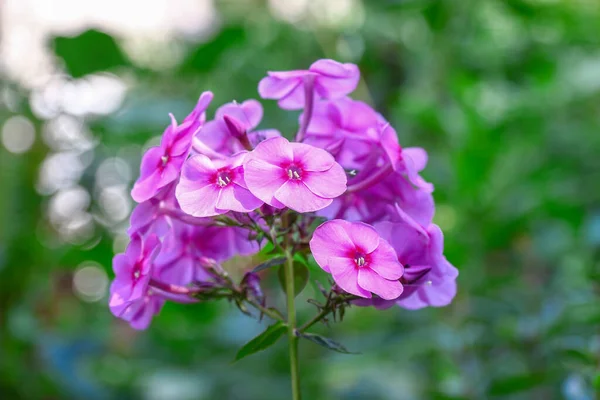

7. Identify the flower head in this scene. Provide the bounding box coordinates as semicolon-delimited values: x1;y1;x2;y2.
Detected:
309;220;404;300
131;92;213;202
176;152;263;217
109;233;161;316
258;59;359;110
115;289;165;330
244;137;347;213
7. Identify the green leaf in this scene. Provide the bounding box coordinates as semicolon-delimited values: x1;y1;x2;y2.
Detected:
297;332;357;354
234;322;286;362
253;257;286;273
487;373;546;396
278;261;309;297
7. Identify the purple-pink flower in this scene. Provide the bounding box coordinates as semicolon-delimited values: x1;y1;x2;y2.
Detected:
176;152;263;217
244;137;347;213
109;233;161;317
258;59;360;110
309;220;404;300
131;92;213;203
375;206;458;309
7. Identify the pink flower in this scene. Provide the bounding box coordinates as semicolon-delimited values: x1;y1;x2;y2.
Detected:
258;59;359;110
115;289;165;330
109;233;161;316
244;137;347;213
131;92;213;203
309;220;404;300
176;152;263;217
195;99;280;157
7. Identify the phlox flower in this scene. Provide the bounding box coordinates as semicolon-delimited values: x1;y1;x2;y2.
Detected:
195;99;280;157
374;206;458;309
116;289;165;330
258;59;359;110
109;233;161;317
309;220;404;300
244;137;347;213
176;152;263;217
131;92;213;203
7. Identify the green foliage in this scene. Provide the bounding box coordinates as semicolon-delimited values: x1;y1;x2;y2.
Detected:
297;332;356;355
235;322;287;362
277;261;309;298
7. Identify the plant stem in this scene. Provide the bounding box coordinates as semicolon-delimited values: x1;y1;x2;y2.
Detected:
284;247;301;400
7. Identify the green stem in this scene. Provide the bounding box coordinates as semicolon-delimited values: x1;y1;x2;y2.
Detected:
284;248;301;400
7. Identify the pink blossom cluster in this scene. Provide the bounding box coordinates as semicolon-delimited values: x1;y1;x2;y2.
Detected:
109;59;458;330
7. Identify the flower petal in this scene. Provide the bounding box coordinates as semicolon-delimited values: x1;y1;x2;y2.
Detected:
274;180;332;213
301;163;347;198
243;159;286;208
309;220;355;272
368;238;403;280
216;99;263;130
328;257;371;298
357;268;403;300
175;182;222;217
248;136;293;166
291;143;335;172
346;222;380;254
216;184;263;213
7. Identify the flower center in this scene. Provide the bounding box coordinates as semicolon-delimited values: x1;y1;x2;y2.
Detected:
216;170;232;187
286;165;303;180
161;155;169;167
354;253;366;267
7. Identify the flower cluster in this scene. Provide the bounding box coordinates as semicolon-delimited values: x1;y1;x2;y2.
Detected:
109;59;458;331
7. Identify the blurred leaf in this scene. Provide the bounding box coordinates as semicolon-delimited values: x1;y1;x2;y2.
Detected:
278;262;309;298
253;257;286;273
297;332;357;354
234;322;286;362
181;26;246;73
488;373;547;396
52;29;129;77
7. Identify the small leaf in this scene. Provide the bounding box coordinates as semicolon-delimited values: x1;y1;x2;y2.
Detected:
234;322;286;361
487;372;546;396
253;257;286;273
278;262;309;297
297;332;357;354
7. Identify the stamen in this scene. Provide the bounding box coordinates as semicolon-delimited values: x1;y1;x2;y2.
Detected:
133;270;140;279
216;171;232;187
161;155;169;166
354;254;366;267
286;165;303;180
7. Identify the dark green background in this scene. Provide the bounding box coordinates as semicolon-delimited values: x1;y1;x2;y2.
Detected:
1;1;599;399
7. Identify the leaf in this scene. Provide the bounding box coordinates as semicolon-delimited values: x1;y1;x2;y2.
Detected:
487;372;546;396
278;261;309;297
234;322;286;362
253;257;286;273
297;332;357;354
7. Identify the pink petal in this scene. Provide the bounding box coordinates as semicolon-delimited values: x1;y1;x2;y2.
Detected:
309;220;355;273
357;268;403;300
194;120;230;154
274;180;333;213
126;234;142;265
243;159;286;208
278;84;306;110
328;257;371;298
175;182;222;217
346;222;380;254
301;163;347;198
248;136;293;166
311;60;359;98
292;143;336;172
112;254;130;276
368;239;403;280
403;147;428;172
216;99;263;130
216;184;263;213
138;146;164;179
309;59;358;78
181;154;215;183
258;75;301;101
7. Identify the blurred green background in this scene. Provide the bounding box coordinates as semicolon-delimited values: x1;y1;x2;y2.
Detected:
1;0;599;399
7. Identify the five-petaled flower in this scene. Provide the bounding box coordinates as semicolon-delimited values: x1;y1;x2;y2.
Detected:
176;152;263;217
243;137;347;213
258;59;359;110
309;219;404;300
131;92;213;203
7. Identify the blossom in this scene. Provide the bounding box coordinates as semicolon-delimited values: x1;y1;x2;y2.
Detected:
176;152;263;217
108;233;161;317
374;206;458;309
258;59;359;109
131;91;213;203
244;137;347;213
115;289;165;330
309;220;404;300
195;99;280;157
